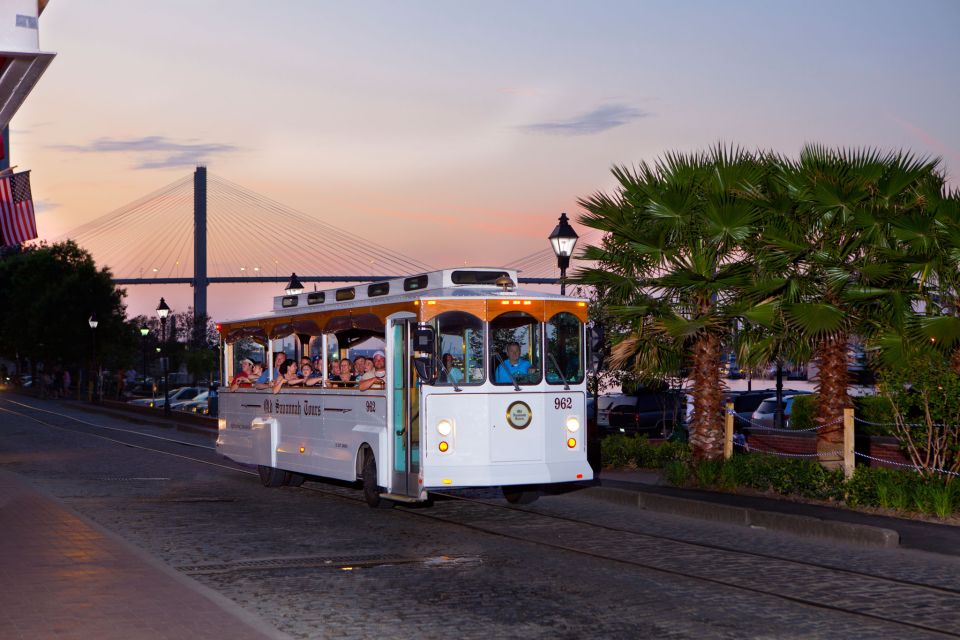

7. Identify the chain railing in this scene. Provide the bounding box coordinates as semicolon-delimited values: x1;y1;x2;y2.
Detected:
853;416;949;429
728;410;842;433
722;406;957;477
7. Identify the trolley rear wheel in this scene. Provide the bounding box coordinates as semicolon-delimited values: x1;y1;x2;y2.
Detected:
257;465;287;487
285;472;306;487
362;452;392;509
502;485;539;505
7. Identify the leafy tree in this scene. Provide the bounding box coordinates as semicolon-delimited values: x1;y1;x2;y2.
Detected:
0;241;132;380
876;347;960;479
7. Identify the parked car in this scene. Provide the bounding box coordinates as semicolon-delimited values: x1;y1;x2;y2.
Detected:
170;391;208;412
605;391;685;438
750;393;810;429
596;393;625;429
126;378;157;398
181;400;210;415
128;386;202;409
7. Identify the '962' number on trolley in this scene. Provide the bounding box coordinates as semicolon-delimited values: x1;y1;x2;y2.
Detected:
554;397;573;410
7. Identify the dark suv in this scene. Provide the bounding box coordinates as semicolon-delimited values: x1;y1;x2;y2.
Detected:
605;391;685;438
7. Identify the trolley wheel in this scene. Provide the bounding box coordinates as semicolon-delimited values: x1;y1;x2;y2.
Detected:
257;464;287;488
502;485;539;505
362;452;392;509
285;472;306;487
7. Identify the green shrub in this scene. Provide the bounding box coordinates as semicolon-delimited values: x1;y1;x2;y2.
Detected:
600;434;691;470
876;469;913;510
929;484;954;518
718;461;739;491
601;434;633;468
854;396;897;437
789;395;818;431
663;460;689;487
845;467;880;507
716;454;844;500
654;441;691;467
693;459;723;488
630;435;655;468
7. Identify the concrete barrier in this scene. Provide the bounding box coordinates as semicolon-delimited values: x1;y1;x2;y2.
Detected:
583;486;900;548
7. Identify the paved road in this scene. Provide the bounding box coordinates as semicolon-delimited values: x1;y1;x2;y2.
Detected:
2;394;959;640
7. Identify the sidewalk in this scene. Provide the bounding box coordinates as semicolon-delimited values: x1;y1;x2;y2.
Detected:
595;469;959;555
0;469;287;640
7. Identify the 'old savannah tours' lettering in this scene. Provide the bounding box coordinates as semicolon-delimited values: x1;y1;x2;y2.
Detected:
261;397;322;417
274;399;302;415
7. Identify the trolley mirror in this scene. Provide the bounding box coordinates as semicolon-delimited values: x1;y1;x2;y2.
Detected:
413;324;435;353
413;357;435;384
412;324;437;383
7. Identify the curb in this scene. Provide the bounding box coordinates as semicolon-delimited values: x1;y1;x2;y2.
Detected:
583;486;900;548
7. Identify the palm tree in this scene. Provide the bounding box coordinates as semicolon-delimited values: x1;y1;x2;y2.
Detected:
745;146;941;464
885;179;960;369
574;147;762;460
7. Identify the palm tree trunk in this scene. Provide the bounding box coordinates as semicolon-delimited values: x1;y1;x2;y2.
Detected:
815;333;850;469
688;333;724;461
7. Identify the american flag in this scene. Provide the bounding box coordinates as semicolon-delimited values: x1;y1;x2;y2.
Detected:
0;170;37;246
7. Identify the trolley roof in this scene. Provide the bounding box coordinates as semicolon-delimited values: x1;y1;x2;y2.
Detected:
218;267;588;342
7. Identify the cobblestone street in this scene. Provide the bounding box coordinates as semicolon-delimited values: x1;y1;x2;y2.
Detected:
2;397;959;639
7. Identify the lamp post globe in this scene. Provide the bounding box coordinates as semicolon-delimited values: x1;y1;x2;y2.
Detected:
88;313;99;402
140;326;149;395
156;298;171;416
285;273;304;296
548;212;579;295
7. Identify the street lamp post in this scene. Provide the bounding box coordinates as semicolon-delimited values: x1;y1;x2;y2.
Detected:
156;298;171;417
88;313;99;402
140;326;149;394
548;212;579;295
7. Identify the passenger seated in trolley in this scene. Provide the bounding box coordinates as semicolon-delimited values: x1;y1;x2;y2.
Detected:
330;359;356;387
229;358;255;390
438;353;463;385
299;362;323;387
495;341;536;383
272;359;303;393
358;351;387;391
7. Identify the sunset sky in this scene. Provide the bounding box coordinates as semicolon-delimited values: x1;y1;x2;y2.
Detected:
13;0;960;320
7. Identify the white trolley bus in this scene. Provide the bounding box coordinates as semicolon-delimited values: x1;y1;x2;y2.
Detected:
216;267;592;507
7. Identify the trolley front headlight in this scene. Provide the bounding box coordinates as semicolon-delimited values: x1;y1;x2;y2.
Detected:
565;416;581;433
437;419;453;437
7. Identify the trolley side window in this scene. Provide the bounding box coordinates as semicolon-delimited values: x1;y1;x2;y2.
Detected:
545;312;584;385
431;311;485;386
490;311;542;386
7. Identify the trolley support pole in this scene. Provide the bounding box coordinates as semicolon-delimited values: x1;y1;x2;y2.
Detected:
724;401;734;461
843;407;855;480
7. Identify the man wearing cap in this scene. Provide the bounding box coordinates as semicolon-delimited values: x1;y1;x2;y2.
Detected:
358;351;387;391
229;358;255;390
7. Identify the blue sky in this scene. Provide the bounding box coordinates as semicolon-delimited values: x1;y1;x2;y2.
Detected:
14;0;960;318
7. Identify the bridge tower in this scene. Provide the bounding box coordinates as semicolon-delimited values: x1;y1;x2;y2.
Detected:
193;166;207;330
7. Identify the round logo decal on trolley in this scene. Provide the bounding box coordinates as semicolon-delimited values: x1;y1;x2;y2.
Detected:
506;401;533;429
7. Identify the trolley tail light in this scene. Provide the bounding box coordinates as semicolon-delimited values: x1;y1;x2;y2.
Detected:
439;441;449;452
567;438;577;448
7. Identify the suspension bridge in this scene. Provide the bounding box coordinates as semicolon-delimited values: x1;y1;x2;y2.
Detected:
56;167;598;319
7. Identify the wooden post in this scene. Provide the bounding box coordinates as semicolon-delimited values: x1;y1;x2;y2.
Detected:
724;401;734;460
843;407;855;480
